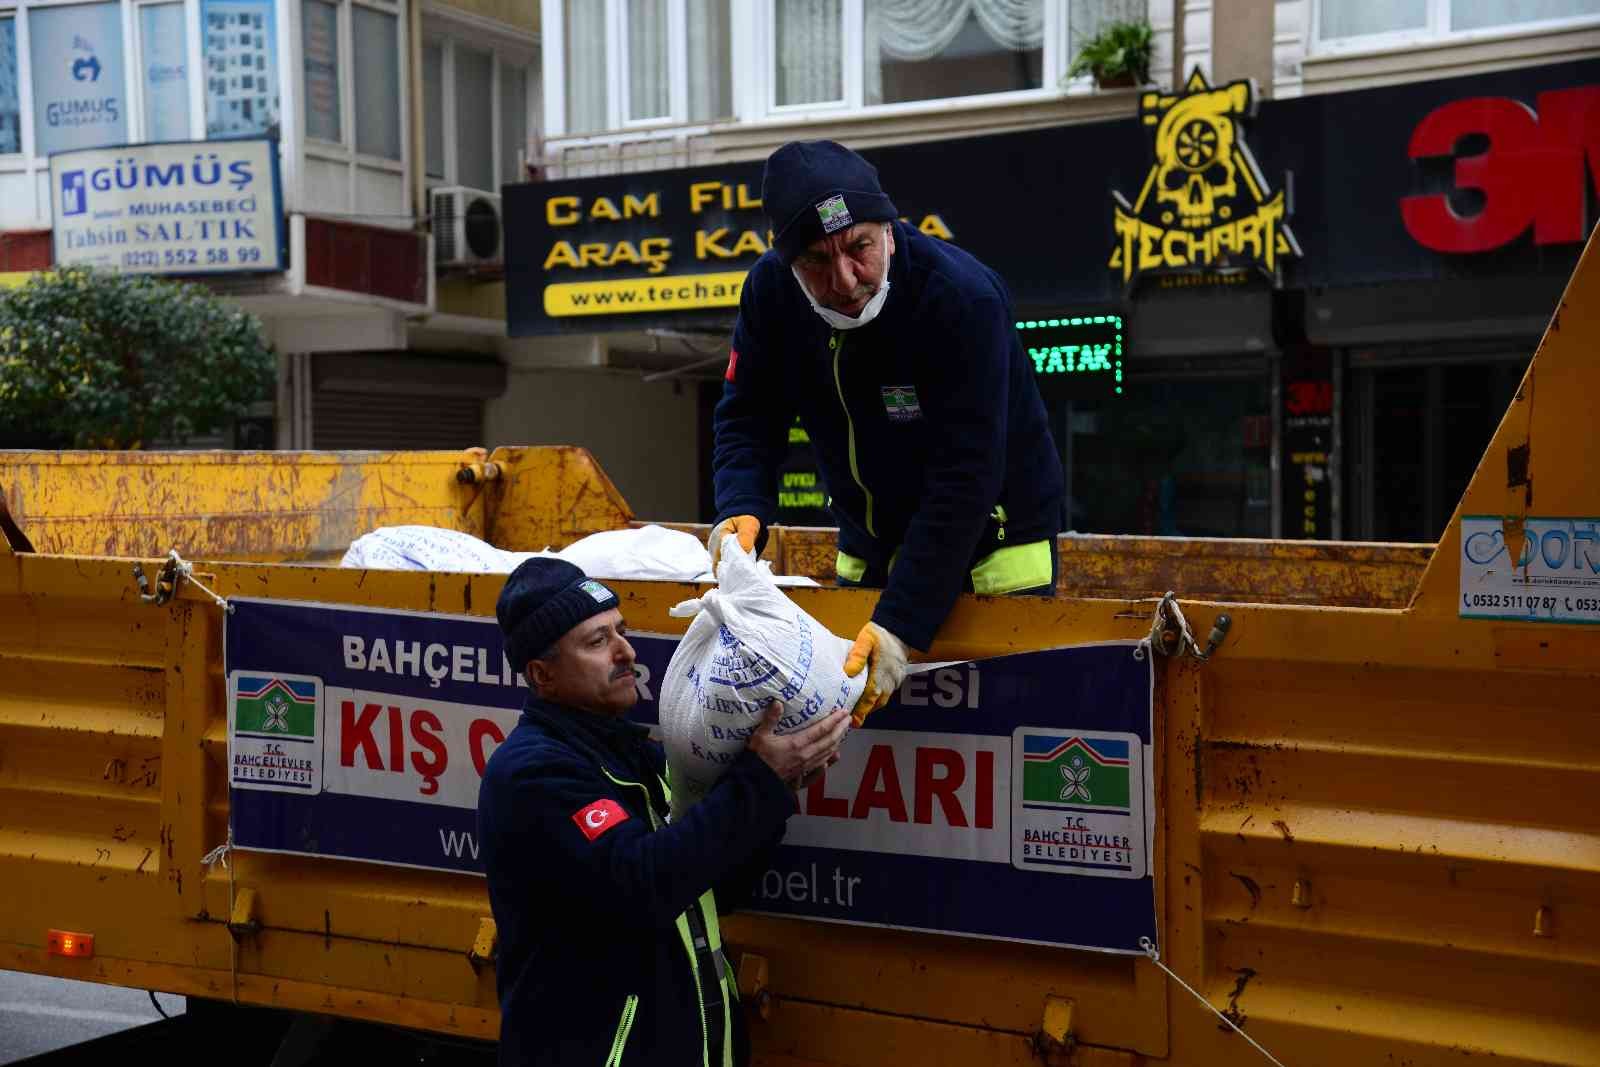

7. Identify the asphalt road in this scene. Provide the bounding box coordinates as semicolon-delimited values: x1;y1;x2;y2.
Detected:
0;971;184;1064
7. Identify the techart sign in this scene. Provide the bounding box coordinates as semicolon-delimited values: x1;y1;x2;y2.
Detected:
1109;69;1301;286
50;139;285;275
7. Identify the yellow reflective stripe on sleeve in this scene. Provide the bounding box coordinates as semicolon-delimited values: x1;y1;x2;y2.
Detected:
970;539;1055;595
605;994;639;1067
835;550;868;583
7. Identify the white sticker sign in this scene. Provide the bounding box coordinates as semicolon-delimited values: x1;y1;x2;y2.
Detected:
1460;515;1600;624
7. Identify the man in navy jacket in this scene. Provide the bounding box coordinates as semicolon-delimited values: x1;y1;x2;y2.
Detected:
711;140;1065;721
478;557;849;1066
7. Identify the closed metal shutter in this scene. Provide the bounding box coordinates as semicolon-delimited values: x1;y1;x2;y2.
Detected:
312;391;484;451
308;352;503;451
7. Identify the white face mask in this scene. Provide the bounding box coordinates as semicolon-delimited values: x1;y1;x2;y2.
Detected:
792;226;892;331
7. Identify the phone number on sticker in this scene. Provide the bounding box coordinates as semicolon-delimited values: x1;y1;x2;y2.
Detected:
122;246;265;268
1464;593;1600;614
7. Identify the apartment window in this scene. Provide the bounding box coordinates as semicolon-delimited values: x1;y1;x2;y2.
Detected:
302;0;341;140
863;0;1044;107
1315;0;1600;49
559;0;732;134
0;18;18;155
353;5;401;159
422;42;444;178
301;0;402;161
202;0;278;138
421;32;533;190
775;0;842;105
31;2;129;155
776;0;1045;108
454;45;493;189
772;0;1052;113
135;3;188;140
499;63;528;183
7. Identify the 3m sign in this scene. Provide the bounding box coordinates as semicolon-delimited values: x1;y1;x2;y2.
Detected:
1403;87;1600;253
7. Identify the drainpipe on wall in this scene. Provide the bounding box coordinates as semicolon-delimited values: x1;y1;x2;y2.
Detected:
410;0;427;225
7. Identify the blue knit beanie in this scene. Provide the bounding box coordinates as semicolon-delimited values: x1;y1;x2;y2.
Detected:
497;557;619;670
762;140;899;264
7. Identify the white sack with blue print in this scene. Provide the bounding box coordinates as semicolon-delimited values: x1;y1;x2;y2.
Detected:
660;535;864;820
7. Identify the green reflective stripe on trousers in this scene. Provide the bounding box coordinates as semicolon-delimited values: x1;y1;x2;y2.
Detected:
673;911;713;1067
605;994;639;1067
700;893;735;1065
835;550;867;583
970;538;1054;595
830;332;875;536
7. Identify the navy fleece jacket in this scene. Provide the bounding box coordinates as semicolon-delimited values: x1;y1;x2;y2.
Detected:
713;220;1064;650
478;696;792;1066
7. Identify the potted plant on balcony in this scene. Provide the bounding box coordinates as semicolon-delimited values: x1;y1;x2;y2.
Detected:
1066;19;1153;89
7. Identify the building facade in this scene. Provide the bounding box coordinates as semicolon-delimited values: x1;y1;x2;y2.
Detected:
0;0;534;452
1;0;1595;541
491;0;1599;538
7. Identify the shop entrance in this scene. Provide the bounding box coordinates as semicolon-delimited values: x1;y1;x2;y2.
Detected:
1345;353;1527;543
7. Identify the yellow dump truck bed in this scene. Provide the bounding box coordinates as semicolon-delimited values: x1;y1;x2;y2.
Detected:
2;243;1597;1065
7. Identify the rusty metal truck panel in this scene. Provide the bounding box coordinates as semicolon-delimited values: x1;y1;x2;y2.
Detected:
2;239;1598;1064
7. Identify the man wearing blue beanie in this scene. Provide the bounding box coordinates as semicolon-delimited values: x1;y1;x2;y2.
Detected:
710;140;1065;721
477;556;849;1066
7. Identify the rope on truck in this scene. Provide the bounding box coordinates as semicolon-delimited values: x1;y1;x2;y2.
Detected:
1145;590;1232;661
1139;937;1290;1067
133;549;233;613
201;833;240;1004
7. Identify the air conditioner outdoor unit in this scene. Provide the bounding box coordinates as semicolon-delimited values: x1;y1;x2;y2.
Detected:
433;186;503;267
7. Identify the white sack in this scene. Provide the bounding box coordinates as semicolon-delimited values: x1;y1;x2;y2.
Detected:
341;524;714;581
659;536;864;819
340;525;530;572
557;525;710;581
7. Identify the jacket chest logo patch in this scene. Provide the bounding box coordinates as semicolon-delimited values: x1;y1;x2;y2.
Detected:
572;798;630;841
881;385;923;422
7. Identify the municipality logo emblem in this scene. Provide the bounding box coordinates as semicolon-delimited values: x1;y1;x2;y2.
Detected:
881;385;922;423
234;676;318;740
816;194;852;234
1021;734;1131;812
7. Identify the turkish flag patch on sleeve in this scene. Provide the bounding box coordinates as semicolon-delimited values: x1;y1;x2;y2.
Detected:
724;348;739;382
572;799;630;842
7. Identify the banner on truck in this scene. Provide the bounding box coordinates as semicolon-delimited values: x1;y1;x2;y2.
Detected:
224;598;1157;954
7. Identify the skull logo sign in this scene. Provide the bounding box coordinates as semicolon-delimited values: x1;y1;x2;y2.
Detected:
1155;98;1243;228
1108;69;1300;285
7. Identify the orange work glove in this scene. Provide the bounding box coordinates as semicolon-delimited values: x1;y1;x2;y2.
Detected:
843;621;909;726
707;514;760;571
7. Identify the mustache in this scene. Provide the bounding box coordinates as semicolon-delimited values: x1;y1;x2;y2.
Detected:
610;665;636;681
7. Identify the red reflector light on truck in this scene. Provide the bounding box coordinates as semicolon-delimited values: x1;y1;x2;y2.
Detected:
47;930;94;958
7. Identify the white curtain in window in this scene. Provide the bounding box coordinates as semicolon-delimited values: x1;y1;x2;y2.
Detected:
1318;0;1425;40
776;0;843;106
687;0;732;121
867;0;1042;60
627;0;669;119
565;0;606;132
1068;0;1144;62
1452;0;1600;30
